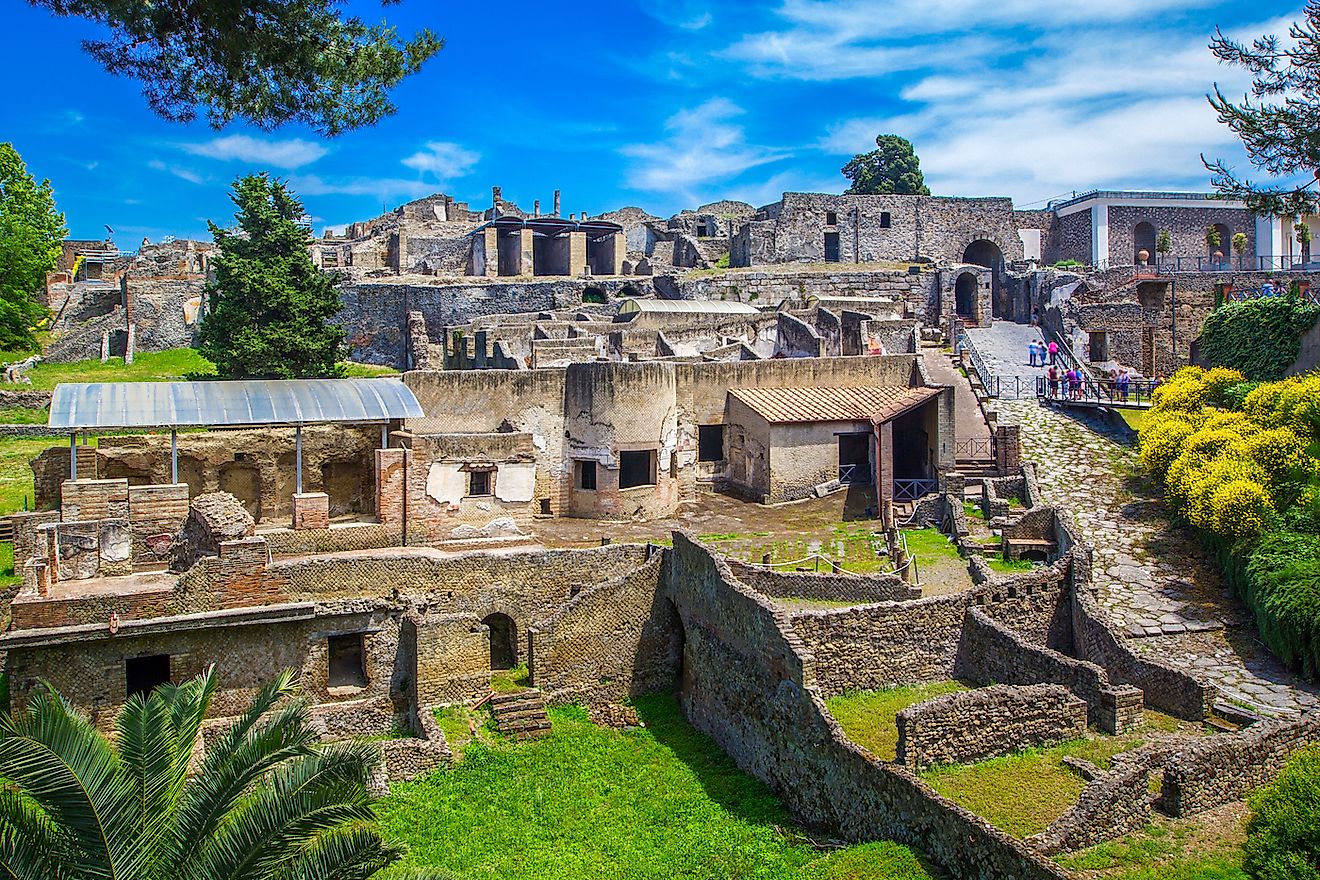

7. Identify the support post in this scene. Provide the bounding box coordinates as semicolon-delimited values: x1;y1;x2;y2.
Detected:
170;429;178;484
69;434;77;480
295;425;303;495
381;423;388;449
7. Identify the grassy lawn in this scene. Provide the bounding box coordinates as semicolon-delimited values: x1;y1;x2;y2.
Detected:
0;435;77;516
0;407;50;425
491;663;531;693
1056;805;1249;880
385;695;938;880
704;523;891;574
921;712;1209;839
0;543;18;591
900;528;973;595
986;556;1037;574
15;349;216;390
826;681;970;761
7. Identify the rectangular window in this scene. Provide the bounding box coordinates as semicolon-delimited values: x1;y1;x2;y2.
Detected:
468;470;491;496
576;459;597;490
825;211;838;225
880;212;892;228
619;450;657;489
698;425;725;462
125;654;170;699
328;633;367;688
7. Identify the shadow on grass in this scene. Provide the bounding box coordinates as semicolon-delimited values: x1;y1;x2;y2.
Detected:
628;689;948;878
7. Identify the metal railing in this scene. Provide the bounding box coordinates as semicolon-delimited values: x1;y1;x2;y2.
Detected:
959;331;999;399
1036;374;1157;408
954;437;997;459
894;478;938;502
839;463;871;485
1223;285;1320;306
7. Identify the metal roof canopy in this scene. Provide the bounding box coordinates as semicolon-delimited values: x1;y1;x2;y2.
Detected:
473;216;624;240
728;385;940;424
49;377;423;432
618;298;761;317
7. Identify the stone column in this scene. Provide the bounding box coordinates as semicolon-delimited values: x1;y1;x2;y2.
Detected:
995;424;1021;475
553;190;561;217
568;231;587;276
375;447;412;532
519;229;535;275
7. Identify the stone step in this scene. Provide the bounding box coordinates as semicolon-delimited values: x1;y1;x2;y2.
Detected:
490;690;540;706
493;705;549;723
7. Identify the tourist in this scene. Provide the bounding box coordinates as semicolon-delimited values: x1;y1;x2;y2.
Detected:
1047;364;1060;397
1047;339;1058;365
1031;309;1040;327
1027;340;1039;366
1117;369;1131;402
1067;368;1082;400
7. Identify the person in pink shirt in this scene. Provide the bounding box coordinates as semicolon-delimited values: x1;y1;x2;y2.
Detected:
1047;339;1059;365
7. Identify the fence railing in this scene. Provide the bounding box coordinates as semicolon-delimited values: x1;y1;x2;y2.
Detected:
894;478;938;502
959;331;999;399
954;437;997;459
1036;374;1157;407
1222;286;1320;306
839;463;871;485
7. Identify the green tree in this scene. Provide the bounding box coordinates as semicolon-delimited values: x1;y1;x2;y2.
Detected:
1205;5;1320;215
0;668;437;879
1243;745;1320;879
1233;231;1250;258
1157;229;1173;257
0;143;65;352
1206;225;1223;251
199;174;346;378
841;135;930;196
26;1;441;136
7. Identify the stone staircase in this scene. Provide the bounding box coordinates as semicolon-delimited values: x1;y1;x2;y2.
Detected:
490;689;552;740
955;457;1000;491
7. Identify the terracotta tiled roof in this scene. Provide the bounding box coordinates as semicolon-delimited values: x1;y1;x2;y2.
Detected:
728;385;939;424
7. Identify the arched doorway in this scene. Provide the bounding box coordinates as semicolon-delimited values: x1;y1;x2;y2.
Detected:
1133;222;1156;265
619;284;641;297
582;286;606;304
482;613;517;670
962;240;1005;318
1210;223;1231;266
955;272;978;320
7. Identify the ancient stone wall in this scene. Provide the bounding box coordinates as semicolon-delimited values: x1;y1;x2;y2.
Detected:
728;561;921;603
667;533;1067;880
530;552;681;705
775;312;823;357
1106;205;1255;267
895;684;1086;770
1055;212;1092;265
1160;713;1320;816
1030;749;1161;854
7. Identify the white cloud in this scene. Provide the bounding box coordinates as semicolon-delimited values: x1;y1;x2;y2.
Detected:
179;134;329;169
148;159;205;185
286;174;436;201
622;99;790;199
400;142;480;180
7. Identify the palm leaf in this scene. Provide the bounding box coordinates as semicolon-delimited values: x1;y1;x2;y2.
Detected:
0;686;140;880
268;823;406;880
0;789;78;880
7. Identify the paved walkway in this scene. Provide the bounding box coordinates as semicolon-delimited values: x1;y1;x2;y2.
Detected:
965;321;1052;398
971;321;1317;717
920;345;991;445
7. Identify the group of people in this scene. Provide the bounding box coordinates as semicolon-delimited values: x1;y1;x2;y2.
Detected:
1044;364;1087;400
1026;338;1058;367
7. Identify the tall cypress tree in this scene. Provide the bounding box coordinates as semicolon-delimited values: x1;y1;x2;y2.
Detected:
199;174;346;379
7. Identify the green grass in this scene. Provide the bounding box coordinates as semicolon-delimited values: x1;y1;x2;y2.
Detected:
342;361;400;377
961;501;983;521
899;529;963;562
1056;815;1248;879
919;714;1205;840
17;349;216;390
0;435;80;516
491;663;531;693
0;543;17;590
0;407;50;425
383;695;937;880
987;556;1036;574
826;682;969;761
1119;409;1149;432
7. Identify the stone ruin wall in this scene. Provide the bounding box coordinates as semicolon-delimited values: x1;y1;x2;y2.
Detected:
895;683;1087;770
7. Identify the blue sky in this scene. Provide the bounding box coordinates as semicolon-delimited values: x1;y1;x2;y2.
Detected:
2;0;1299;243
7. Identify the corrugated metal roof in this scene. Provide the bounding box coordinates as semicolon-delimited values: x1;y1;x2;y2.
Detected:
618;298;760;316
728;385;939;424
49;378;423;431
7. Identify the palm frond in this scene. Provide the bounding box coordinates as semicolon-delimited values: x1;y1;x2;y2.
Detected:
268;823;406;880
0;685;140;880
0;789;78;880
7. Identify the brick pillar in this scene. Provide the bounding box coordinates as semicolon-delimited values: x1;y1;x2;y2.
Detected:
1099;686;1144;735
876;420;894;511
375;447;412;531
995;423;1021;475
519;229;534;275
292;492;330;530
611;232;625;275
568;231;587;276
479;228;498;277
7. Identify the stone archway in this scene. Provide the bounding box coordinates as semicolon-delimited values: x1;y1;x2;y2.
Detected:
482;612;517;670
1133;222;1156;265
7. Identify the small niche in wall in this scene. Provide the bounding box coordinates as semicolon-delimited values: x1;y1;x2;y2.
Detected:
825;211;838;225
698;425;725;462
328;633;367;689
468;470;491;496
880;212;892;229
576;459;597;490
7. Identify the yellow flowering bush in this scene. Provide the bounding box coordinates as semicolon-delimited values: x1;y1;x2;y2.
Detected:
1202;367;1248;399
1138;418;1197;478
1209;480;1273;538
1243;428;1313;484
1186;457;1269;532
1151;368;1209;412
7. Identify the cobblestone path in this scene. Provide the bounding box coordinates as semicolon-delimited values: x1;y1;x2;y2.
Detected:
971;322;1318;717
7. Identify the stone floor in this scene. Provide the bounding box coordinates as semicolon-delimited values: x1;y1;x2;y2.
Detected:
975;321;1318;717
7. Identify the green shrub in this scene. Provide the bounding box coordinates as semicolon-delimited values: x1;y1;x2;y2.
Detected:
1199;296;1320;381
1246;532;1320;678
1243;745;1320;879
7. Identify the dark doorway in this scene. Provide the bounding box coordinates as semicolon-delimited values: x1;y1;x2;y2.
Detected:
891;406;931;480
1133;222;1156;265
955;272;978;319
1089;332;1109;362
321;459;365;516
1210;224;1231;258
483;613;517;670
698;425;725;462
619;450;656;488
619;284;641;297
328;633;367;688
582;287;607;304
963;240;1003;318
824;231;841;262
837;433;871;484
576;459;597;490
125;654;170;699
